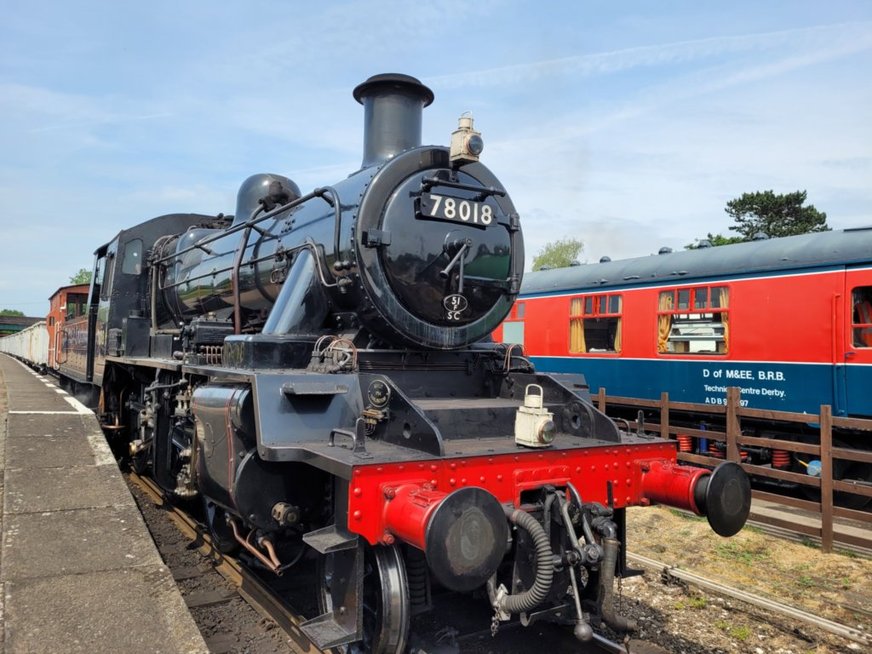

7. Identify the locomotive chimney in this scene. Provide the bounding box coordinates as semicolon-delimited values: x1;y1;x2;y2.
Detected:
353;73;434;169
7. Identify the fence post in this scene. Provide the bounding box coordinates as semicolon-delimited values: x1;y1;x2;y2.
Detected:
597;387;606;413
726;387;740;461
660;392;669;439
820;404;834;554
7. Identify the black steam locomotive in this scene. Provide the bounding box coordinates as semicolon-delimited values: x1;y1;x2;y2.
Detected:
69;74;750;651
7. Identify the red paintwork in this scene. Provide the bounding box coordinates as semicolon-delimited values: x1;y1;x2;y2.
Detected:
345;441;700;546
381;484;446;549
639;460;708;513
46;284;90;370
499;269;872;365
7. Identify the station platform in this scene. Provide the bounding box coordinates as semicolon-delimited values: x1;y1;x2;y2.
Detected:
0;354;208;654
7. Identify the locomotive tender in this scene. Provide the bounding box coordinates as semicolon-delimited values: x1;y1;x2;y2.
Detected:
4;74;751;651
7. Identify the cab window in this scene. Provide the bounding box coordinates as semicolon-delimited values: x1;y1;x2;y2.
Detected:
122;238;143;275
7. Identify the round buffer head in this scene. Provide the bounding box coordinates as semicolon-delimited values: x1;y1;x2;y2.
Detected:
425;487;509;592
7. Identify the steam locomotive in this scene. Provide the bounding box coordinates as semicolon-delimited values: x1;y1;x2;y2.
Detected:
29;74;751;651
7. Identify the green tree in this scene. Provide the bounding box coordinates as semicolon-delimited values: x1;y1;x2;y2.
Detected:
69;268;92;284
0;309;25;317
685;232;745;249
726;190;829;240
532;237;584;271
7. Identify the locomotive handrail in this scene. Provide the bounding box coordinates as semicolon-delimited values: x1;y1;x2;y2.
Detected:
149;186;343;333
151;187;335;266
419;174;507;198
230;203;266;333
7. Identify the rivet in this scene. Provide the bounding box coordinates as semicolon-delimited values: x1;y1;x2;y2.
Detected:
353;487;362;497
449;478;456;486
353;510;362;520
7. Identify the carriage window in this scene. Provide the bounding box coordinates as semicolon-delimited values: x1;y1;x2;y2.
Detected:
569;293;622;353
501;302;526;346
66;293;88;319
852;287;872;347
658;286;729;355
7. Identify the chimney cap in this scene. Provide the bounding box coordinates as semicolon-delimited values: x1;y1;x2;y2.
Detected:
353;73;434;107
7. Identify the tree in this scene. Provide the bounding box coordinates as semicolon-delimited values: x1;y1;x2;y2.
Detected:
532;237;584;271
685;232;744;249
726;190;829;240
69;268;92;284
0;309;24;316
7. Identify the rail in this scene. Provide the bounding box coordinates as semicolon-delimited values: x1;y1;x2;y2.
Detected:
596;386;872;553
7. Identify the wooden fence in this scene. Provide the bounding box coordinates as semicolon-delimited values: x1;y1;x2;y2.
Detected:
595;387;872;553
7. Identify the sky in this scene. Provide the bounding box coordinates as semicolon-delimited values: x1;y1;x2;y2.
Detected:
1;1;871;315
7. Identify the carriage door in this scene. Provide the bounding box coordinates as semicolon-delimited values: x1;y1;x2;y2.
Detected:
844;269;872;417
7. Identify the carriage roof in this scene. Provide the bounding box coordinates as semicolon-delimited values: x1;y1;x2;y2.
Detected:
521;227;872;295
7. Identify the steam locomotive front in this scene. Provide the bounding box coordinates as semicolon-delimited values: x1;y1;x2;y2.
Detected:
349;74;524;349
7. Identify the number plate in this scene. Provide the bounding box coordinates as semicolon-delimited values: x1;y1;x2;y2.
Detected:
419;193;494;228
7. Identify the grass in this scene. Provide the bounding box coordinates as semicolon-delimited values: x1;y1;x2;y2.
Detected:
675;595;708;610
797;575;815;588
714;620;752;641
713;540;771;565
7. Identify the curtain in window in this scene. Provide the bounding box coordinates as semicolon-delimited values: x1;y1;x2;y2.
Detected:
718;287;729;353
657;292;673;353
570;298;586;353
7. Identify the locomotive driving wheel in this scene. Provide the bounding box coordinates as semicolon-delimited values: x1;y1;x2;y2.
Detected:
318;543;410;654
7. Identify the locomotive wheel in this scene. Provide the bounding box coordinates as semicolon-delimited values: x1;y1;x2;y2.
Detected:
318;543;410;654
202;498;240;555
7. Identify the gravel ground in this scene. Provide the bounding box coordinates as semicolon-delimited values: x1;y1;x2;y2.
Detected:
615;506;871;653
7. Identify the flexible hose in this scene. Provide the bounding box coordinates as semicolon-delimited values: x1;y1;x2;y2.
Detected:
598;537;637;632
499;507;554;615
